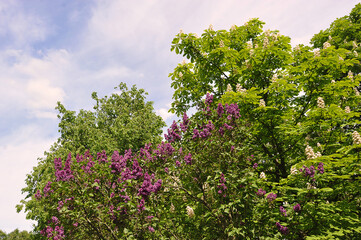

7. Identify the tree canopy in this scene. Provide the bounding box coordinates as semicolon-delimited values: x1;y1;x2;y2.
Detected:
19;3;361;240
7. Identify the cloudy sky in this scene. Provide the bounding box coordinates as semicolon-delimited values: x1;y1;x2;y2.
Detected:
0;0;358;233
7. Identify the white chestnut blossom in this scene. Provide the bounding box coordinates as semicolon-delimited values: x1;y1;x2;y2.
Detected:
328;35;332;41
170;203;175;212
179;72;183;78
208;24;214;31
339;56;344;61
236;84;246;93
181;59;187;65
219;40;225;48
230;24;236;31
246;41;253;49
352;131;361;145
323;42;331;49
348;70;354;80
315;151;322;158
186;206;195;218
259;99;266;107
331;80;336;83
260;172;266;179
305;145;316;160
354;51;359;57
317;142;322;148
226;84;233;93
271;74;278;83
354;88;360;96
345;106;351;113
307;182;316;190
290;167;298;175
317;97;325;108
263;37;269;48
314;49;320;57
179;29;184;34
353;41;358;48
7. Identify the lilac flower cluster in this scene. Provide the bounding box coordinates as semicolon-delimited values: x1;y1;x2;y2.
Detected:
81;155;95;174
256;188;266;196
138;173;162;197
40;225;65;240
164;121;182;143
317;162;324;174
110;150;128;174
184;153;192;165
301;162;324;178
43;181;53;197
279;206;287;216
97;150;108;163
293;203;301;212
217;173;227;197
154;142;175;160
217;103;224;117
225;103;241;119
276;222;289;235
180;112;190;132
192;121;215;139
54;153;74;182
266;192;277;202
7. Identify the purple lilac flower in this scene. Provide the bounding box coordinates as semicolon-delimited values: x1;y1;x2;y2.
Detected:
253;163;258;169
184;153;192;165
293;203;301;212
205;93;213;106
43;181;53;197
138;198;145;212
97;150;108;163
225;103;241;118
217;173;227;196
217;103;224;117
317;162;324;174
176;160;181;167
54;153;74;181
180;112;190;131
164;121;181;142
35;190;42;200
279;206;287;216
165;167;169;173
256;188;266;196
219;127;224;136
276;222;289;235
147;215;154;220
303;165;315;178
224;123;234;130
266;193;277;202
192;129;200;139
148;226;155;232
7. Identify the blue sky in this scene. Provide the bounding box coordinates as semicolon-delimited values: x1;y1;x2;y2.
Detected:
0;0;358;233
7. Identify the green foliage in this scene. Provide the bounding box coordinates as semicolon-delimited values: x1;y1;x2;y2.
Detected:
19;83;165;237
20;4;361;239
0;229;32;240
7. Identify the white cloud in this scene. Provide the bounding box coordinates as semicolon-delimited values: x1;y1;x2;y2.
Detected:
0;1;50;47
0;124;55;232
156;107;174;121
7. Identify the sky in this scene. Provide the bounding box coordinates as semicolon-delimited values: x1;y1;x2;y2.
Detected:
0;0;359;233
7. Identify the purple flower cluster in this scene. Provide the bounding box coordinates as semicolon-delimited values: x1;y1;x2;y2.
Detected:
279;206;287;216
184;153;192;165
54;153;74;182
110;150;128;174
276;222;289;235
81;155;95;174
217;103;224;117
138;173;162;197
225;103;241;119
301;162;324;178
180;112;190;132
43;181;53;197
192;121;215;139
205;93;213;106
154;142;175;160
302;165;315;178
97;150;108;163
217;173;227;197
41;218;65;240
253;163;258;169
266;192;277;202
164;121;182;143
256;188;266;196
293;203;301;212
317;162;324;174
